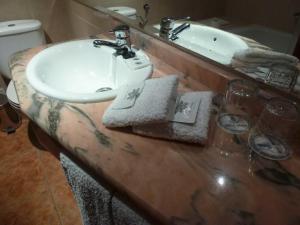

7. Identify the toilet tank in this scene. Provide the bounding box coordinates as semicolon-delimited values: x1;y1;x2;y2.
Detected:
0;20;46;79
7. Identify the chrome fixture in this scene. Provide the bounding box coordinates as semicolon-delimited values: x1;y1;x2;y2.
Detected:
93;24;135;59
159;16;191;40
170;22;191;41
138;4;150;28
113;24;132;48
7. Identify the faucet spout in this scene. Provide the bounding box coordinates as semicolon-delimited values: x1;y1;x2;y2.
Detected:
93;24;136;59
170;22;191;41
93;40;119;48
93;39;135;59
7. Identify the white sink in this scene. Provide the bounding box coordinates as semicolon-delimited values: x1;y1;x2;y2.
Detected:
26;39;153;103
154;23;248;65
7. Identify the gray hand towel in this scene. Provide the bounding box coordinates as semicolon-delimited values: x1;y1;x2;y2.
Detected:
60;153;112;225
111;196;150;225
60;153;151;225
102;75;178;127
133;91;214;144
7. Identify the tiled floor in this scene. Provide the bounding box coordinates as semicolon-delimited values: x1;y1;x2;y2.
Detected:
0;118;82;225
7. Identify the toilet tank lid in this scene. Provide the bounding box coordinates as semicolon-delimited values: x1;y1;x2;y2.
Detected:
107;6;137;16
0;20;42;36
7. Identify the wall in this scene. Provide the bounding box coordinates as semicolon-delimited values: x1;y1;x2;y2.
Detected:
82;0;227;26
2;0;300;40
225;0;300;33
0;0;115;42
91;0;143;16
46;0;115;42
65;0;300;33
144;0;226;24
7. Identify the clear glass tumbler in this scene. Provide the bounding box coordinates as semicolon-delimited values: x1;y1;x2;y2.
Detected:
217;79;258;133
214;79;259;156
248;98;299;160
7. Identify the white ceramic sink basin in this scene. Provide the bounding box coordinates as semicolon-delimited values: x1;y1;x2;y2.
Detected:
26;39;153;102
154;23;248;65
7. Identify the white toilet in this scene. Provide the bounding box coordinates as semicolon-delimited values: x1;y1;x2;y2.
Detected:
107;6;137;20
0;20;46;110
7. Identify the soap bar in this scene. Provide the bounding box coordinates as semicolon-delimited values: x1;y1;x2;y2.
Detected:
170;94;201;124
112;81;145;109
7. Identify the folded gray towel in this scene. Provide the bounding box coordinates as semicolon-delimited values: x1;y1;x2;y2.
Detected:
133;91;214;144
102;75;178;127
231;47;299;89
234;62;299;89
232;48;299;66
60;153;112;225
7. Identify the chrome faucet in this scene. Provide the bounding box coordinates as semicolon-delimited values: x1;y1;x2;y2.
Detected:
93;24;135;59
113;25;132;49
159;16;191;41
138;4;150;28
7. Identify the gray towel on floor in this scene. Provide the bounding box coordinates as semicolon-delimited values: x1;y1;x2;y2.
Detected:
60;153;112;225
102;75;178;127
133;91;214;144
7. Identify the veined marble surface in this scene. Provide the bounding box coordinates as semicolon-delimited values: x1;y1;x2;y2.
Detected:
10;38;300;225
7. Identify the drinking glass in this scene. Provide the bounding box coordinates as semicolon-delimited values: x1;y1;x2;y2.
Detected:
214;79;258;156
248;98;299;160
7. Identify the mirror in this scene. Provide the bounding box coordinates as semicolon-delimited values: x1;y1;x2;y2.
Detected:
74;0;300;99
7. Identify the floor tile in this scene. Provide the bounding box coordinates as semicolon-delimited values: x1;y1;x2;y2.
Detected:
0;118;82;225
38;150;83;225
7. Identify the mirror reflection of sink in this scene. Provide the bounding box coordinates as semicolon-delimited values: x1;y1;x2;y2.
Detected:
154;22;248;65
26;39;153;103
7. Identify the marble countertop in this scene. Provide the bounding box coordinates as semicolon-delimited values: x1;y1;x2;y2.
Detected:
11;40;300;225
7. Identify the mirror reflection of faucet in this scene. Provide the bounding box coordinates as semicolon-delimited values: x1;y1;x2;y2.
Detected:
159;16;191;40
170;23;191;41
